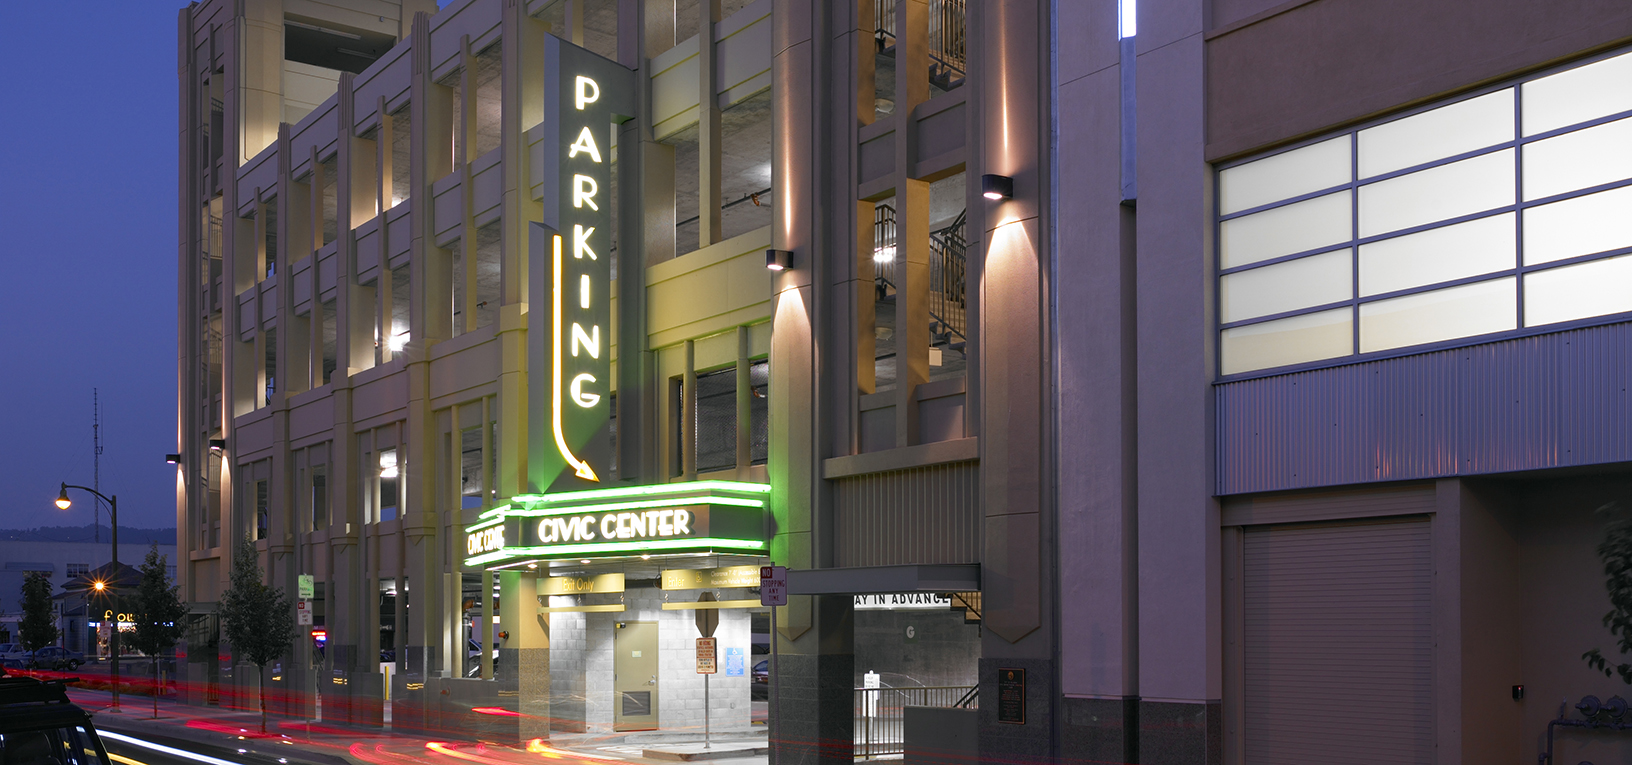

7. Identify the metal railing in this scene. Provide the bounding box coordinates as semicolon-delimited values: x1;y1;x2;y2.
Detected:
874;0;967;89
854;685;977;759
873;204;967;345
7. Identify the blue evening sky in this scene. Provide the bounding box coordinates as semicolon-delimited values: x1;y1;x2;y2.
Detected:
0;1;453;532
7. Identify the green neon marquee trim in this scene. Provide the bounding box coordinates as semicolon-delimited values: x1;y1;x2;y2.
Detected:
512;480;771;504
464;517;506;533
507;495;763;516
476;503;514;521
463;536;768;567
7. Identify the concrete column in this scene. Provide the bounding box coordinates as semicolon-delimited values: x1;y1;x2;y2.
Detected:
697;0;722;248
413;12;455;348
342;104;378;376
735;326;752;474
682;340;697;479
774;595;855;765
1132;0;1221;759
619;0;667;481
970;0;1057;763
563;0;586;46
1052;0;1141;761
498;570;549;742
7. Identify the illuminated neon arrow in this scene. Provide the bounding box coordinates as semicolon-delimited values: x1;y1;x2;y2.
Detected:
553;233;599;481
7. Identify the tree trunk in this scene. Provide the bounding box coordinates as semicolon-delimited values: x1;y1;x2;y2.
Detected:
259;663;267;733
152;657;159;718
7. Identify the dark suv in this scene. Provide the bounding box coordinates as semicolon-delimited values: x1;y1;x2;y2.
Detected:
0;676;112;765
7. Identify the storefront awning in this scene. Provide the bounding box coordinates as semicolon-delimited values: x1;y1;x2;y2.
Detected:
787;564;979;595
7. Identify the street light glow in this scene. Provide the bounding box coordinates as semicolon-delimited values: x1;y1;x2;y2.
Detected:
55;484;72;510
93;580;106;592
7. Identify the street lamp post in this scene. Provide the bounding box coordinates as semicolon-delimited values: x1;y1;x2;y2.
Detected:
56;483;121;712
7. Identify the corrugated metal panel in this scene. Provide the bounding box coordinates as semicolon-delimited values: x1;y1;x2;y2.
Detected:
1219;322;1632;494
1243;519;1433;765
832;461;980;567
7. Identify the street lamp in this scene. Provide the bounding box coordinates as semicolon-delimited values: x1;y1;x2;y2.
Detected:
56;482;122;712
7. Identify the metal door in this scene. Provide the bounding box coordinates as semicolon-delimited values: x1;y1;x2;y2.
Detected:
1243;518;1433;764
613;621;659;731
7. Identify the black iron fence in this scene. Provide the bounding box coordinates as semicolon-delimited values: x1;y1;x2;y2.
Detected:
853;685;977;759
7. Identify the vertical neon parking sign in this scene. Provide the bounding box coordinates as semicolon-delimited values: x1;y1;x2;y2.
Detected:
529;36;636;492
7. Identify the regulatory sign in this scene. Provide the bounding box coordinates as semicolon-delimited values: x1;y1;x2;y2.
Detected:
298;574;315;599
696;637;718;674
725;646;745;677
297;599;313;626
759;566;788;607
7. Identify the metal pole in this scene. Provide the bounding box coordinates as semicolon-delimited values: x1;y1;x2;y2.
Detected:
110;494;120;712
703;672;711;749
769;606;778;765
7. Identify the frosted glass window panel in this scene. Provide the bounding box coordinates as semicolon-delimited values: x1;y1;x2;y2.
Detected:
1358;149;1514;237
1521;117;1632;201
1359;277;1516;352
1359;90;1514;179
1220;308;1352;375
1524;255;1632;326
1521;51;1632;137
1219;137;1351;215
1221;250;1352;323
1358;213;1515;296
1523;186;1632;265
1221;191;1352;269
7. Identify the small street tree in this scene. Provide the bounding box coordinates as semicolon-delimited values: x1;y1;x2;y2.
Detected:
128;544;188;718
19;572;59;663
1585;502;1632;683
219;537;295;732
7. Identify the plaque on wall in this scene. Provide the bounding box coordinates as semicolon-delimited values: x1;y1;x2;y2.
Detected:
997;667;1026;725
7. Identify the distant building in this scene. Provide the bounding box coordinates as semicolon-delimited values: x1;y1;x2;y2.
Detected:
0;540;175;652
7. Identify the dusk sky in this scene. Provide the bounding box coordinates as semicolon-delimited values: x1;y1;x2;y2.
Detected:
0;2;452;532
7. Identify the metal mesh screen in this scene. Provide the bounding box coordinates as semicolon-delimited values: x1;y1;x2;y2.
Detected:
695;368;737;473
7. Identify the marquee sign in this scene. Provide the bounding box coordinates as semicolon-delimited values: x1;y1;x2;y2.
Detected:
463;480;771;567
528;35;637;492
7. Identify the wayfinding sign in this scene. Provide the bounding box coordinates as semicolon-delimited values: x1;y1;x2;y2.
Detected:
528;34;637;493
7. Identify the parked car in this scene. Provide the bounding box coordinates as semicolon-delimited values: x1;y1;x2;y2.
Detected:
28;647;85;670
0;676;113;765
751;660;769;700
0;644;27;663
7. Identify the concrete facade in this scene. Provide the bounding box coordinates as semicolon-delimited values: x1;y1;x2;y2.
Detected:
176;0;1632;762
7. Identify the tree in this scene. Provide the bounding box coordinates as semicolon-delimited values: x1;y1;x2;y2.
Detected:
219;537;296;732
19;572;59;662
128;544;188;718
1584;502;1632;683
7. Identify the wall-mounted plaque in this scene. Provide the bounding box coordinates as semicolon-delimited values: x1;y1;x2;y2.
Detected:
998;667;1026;725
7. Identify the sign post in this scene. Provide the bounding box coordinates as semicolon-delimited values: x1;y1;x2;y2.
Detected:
697;637;718;748
298;574;315;599
760;566;787;763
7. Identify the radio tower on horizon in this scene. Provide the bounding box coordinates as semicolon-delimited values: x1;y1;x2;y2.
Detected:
93;389;103;544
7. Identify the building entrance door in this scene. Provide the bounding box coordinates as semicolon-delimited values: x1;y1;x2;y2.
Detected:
613;621;659;731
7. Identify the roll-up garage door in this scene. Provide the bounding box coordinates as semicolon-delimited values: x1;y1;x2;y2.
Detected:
1243;518;1433;764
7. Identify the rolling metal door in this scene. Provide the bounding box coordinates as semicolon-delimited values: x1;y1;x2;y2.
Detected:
1243;519;1433;764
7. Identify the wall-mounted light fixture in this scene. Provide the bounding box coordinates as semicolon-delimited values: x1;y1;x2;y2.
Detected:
209;439;226;452
765;249;792;271
165;453;181;464
982;174;1014;201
